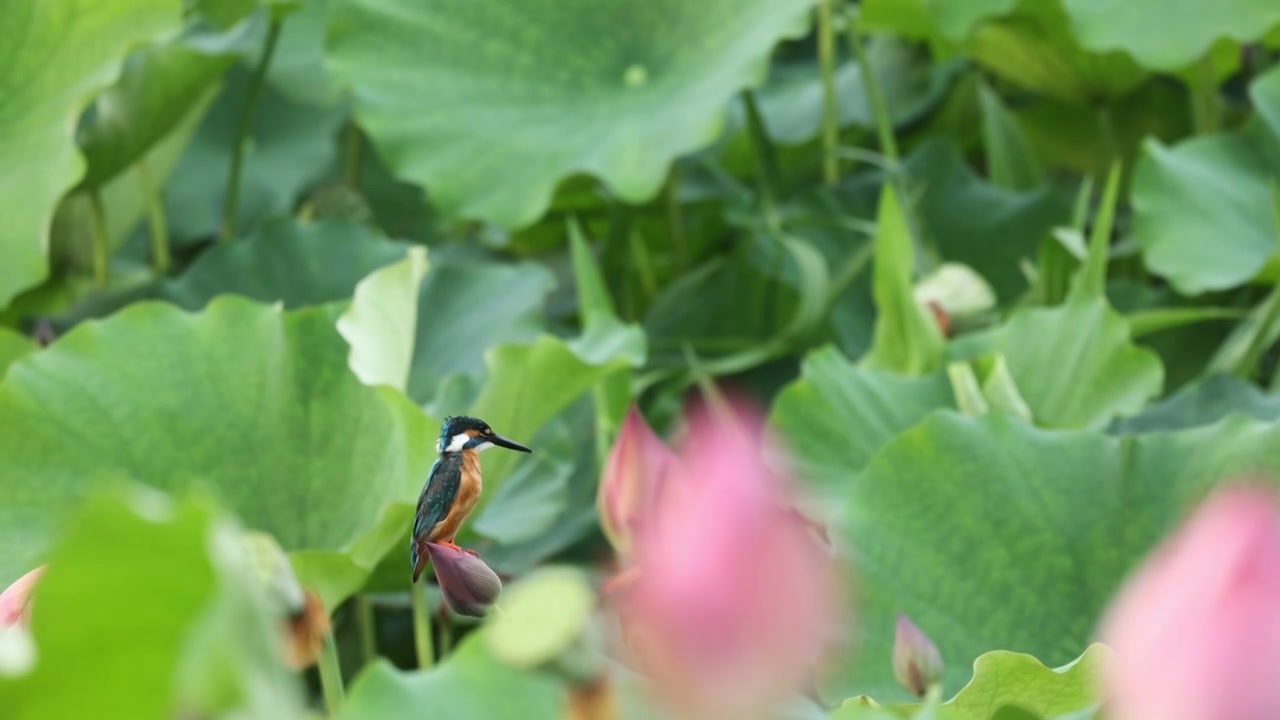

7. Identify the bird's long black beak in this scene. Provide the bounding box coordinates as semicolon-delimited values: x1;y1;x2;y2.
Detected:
488;433;532;453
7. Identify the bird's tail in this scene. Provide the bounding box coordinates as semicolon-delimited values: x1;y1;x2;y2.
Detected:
411;538;429;583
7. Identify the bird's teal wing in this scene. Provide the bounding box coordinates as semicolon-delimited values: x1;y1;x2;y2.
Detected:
410;455;462;580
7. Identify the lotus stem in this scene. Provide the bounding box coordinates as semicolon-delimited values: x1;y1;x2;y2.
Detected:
844;8;899;166
136;158;170;274
220;16;284;243
410;581;435;669
354;594;377;667
818;0;840;185
317;629;345;715
87;188;109;286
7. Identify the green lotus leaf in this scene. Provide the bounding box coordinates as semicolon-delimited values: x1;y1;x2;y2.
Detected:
407;257;554;406
1062;0;1280;72
338;247;428;392
0;0;182;308
164;217;412;309
0;330;36;380
770;346;954;514
77;41;235;189
1132;66;1280;295
326;0;816;228
817;411;1280;700
0;296;433;601
0;487;304;718
903;139;1072;302
163;64;346;243
338;636;563;720
830;645;1107;720
998;298;1164;429
1112;373;1280;434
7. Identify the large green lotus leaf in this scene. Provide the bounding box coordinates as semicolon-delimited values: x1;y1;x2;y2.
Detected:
1063;0;1280;72
0;296;433;590
997;298;1163;429
1112;374;1280;434
164;64;346;242
78;41;235;188
268;0;341;106
831;646;1108;720
163;217;411;309
769;346;954;515
461;335;635;536
903;139;1072;302
338;247;428;392
1014;81;1191;181
338;636;563;720
407;258;554;405
978;81;1043;191
0;329;36;380
821;411;1280;700
0;487;304;718
326;0;816;228
965;0;1147;105
753;36;960;146
1132;67;1280;294
0;0;182;308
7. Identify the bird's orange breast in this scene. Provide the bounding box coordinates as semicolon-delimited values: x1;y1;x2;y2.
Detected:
430;449;483;543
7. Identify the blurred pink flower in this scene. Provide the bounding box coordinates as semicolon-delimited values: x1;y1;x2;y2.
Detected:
1096;481;1280;720
425;542;502;617
616;398;838;719
892;613;943;697
597;404;681;560
0;565;45;626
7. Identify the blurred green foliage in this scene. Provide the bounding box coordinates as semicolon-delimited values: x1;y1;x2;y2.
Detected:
3;0;1280;718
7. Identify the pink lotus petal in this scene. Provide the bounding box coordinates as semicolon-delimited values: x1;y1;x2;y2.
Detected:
619;397;839;718
426;543;502;618
1097;481;1280;720
597;404;681;559
0;566;45;627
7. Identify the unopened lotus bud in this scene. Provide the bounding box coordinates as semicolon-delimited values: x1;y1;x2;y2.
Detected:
426;542;502;617
597;405;679;559
893;613;943;697
240;531;330;668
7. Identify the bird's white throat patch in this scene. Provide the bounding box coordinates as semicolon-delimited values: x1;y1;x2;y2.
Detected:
475;441;494;452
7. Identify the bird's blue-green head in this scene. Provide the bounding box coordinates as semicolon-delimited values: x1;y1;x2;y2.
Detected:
435;415;533;455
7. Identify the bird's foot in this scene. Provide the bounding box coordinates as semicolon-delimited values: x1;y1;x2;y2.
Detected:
439;540;479;557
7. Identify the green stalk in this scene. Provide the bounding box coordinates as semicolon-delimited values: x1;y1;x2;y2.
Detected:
344;120;363;188
1095;106;1118;166
1190;54;1220;135
354;594;377;667
410;582;435;669
1236;285;1280;381
136;158;170;274
741;91;783;230
665;164;686;271
87;189;109;286
818;0;840;185
844;8;899;165
317;630;345;715
219;17;284;242
436;605;454;658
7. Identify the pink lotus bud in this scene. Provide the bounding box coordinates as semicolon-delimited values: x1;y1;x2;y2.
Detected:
597;404;680;559
893;613;942;697
617;398;839;719
1096;481;1280;720
0;566;46;626
425;542;502;617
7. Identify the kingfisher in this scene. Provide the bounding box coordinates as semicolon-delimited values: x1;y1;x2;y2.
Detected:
410;415;532;582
